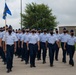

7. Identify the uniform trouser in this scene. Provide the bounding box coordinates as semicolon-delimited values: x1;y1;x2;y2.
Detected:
66;44;69;55
68;45;75;65
21;43;26;60
29;44;37;66
25;50;29;63
18;41;21;57
0;47;6;62
6;45;14;70
61;42;67;62
48;43;55;65
37;42;41;60
41;42;47;62
21;48;24;60
15;41;18;56
22;43;29;63
54;42;59;60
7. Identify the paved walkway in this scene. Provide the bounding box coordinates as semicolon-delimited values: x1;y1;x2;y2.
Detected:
0;49;76;75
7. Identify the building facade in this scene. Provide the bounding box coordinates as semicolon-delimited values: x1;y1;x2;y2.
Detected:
59;26;76;35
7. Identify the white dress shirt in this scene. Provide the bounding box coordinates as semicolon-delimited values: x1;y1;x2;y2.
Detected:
40;33;48;42
47;34;58;44
22;33;30;43
60;33;69;42
67;35;76;46
28;33;39;44
2;32;17;45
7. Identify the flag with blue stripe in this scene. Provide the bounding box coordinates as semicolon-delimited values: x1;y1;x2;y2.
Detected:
3;3;12;19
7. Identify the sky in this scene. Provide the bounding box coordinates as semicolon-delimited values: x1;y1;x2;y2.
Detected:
0;0;76;29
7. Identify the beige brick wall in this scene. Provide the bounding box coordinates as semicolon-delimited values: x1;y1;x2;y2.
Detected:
59;26;76;35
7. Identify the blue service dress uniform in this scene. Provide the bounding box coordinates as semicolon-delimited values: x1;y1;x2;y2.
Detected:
15;32;19;56
0;31;6;64
37;32;41;60
2;31;17;73
67;30;76;66
21;32;30;64
47;33;59;67
54;33;60;61
60;33;68;63
27;32;40;67
18;32;22;57
40;32;48;63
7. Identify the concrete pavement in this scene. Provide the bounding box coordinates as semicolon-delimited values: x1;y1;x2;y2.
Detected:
0;49;76;75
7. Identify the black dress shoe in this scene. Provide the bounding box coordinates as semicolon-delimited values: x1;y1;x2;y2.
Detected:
72;63;74;66
7;69;10;73
62;60;66;63
69;61;71;65
43;61;46;64
18;56;21;58
21;59;24;61
37;58;39;60
39;58;41;60
64;61;66;63
33;65;36;67
30;65;33;68
55;59;58;61
10;69;12;72
4;62;6;65
50;64;53;67
25;62;29;64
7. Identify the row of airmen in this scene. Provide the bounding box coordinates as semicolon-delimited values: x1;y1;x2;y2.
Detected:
0;25;76;73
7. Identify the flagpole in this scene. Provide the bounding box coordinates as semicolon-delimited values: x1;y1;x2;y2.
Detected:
4;18;7;54
5;0;6;31
4;0;7;54
20;0;22;29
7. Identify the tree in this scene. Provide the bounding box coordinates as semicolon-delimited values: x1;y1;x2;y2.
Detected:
22;3;58;30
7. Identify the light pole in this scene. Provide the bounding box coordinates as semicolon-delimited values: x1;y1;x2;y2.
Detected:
20;0;22;29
